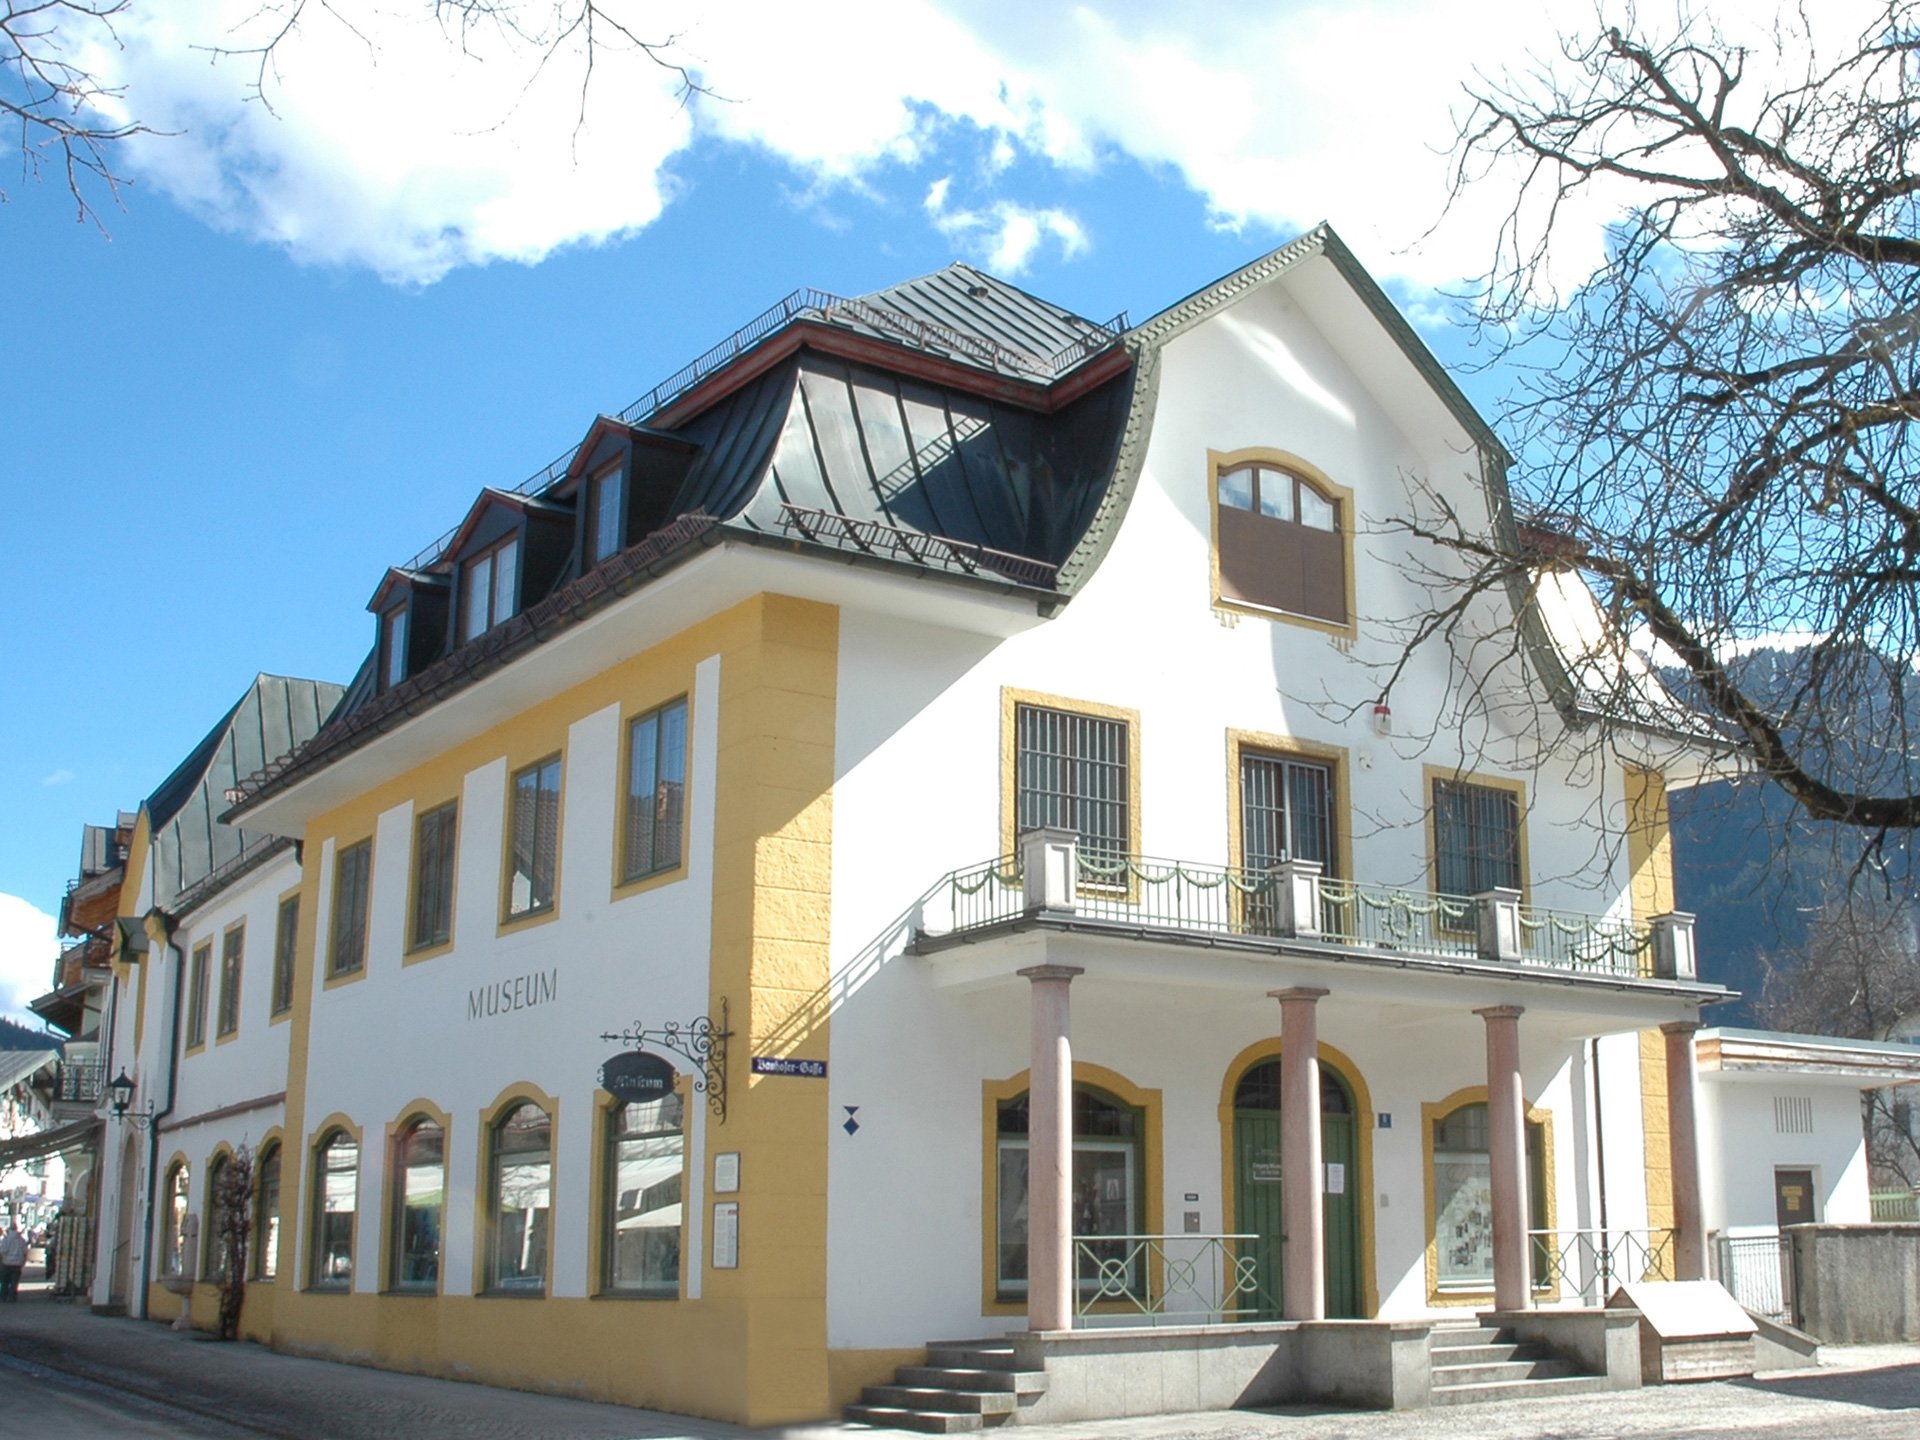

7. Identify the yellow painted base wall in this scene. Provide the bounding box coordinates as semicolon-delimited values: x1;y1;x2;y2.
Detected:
268;1292;752;1421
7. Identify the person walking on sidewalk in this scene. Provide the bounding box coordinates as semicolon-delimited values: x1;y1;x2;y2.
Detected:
0;1219;27;1301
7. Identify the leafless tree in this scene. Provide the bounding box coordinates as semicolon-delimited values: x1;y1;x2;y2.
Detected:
1757;896;1920;1188
1414;3;1920;860
2;2;151;225
2;1;703;227
211;1142;253;1340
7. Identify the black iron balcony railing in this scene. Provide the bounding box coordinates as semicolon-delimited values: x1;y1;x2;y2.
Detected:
920;836;1695;985
55;1059;103;1104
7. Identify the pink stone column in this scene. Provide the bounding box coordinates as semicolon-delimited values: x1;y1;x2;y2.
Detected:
1476;1004;1530;1312
1273;987;1329;1320
1662;1019;1707;1281
1019;964;1084;1332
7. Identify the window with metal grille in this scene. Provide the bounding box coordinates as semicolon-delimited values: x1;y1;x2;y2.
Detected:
329;839;372;978
1433;779;1522;897
271;895;298;1016
410;801;458;950
1240;753;1334;873
1015;704;1129;864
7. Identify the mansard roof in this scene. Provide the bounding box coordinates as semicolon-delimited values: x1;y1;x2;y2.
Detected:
225;233;1579;818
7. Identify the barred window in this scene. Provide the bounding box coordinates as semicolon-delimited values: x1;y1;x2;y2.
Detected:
1240;753;1334;873
329;840;372;978
1015;704;1130;863
507;757;562;919
1433;779;1521;897
410;801;458;950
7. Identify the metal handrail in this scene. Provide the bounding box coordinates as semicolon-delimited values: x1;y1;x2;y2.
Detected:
922;851;1657;981
1528;1226;1675;1303
1072;1232;1275;1325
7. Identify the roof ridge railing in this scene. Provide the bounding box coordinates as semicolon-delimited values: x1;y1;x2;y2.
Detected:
396;289;1126;574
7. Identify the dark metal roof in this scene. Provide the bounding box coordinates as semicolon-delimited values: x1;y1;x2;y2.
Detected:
147;674;345;911
838;264;1127;379
662;350;1133;569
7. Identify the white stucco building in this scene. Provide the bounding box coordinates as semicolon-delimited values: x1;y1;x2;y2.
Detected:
89;230;1754;1424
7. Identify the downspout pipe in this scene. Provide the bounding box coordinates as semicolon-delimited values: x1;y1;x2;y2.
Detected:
134;910;184;1321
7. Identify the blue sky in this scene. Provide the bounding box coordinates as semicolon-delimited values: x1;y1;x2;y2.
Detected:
0;1;1865;1019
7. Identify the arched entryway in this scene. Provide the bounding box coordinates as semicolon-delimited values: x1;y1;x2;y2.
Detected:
1230;1056;1363;1318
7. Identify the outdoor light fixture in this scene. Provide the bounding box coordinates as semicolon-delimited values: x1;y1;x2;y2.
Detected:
107;1069;155;1130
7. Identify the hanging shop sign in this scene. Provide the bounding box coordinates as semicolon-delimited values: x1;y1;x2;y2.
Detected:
599;1050;677;1102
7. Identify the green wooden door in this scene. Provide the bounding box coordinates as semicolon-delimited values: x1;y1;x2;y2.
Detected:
1232;1061;1364;1319
1232;1111;1285;1319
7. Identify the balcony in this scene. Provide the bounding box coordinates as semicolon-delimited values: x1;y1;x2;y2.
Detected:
915;831;1700;987
53;1058;104;1105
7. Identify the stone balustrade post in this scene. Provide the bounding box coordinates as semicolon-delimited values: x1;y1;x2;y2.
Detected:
1020;828;1079;915
1651;913;1698;981
1475;888;1524;963
1270;858;1324;940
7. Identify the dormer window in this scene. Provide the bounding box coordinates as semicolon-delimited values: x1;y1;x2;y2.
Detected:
1213;455;1352;629
459;536;519;643
381;607;409;689
583;464;626;566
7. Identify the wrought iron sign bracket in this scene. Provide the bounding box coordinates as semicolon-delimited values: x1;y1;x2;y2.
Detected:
600;997;731;1122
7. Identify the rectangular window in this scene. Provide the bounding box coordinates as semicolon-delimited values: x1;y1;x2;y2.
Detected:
622;699;688;883
1433;779;1522;897
381;605;409;689
1216;461;1348;624
410;801;458;950
329;839;373;978
1015;704;1130;866
459;536;519;643
216;924;244;1037
606;1095;684;1294
586;465;625;564
185;941;212;1049
271;895;299;1016
1240;751;1336;935
507;756;562;919
253;1144;281;1280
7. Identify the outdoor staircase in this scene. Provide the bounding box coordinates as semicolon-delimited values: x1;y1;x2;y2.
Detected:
844;1339;1049;1433
1428;1322;1609;1405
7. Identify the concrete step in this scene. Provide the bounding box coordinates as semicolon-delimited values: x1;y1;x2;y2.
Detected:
862;1386;1018;1417
925;1343;1021;1371
1428;1325;1506;1350
1430;1341;1528;1365
844;1404;985;1433
896;1366;1048;1395
1432;1357;1581;1387
1429;1373;1611;1406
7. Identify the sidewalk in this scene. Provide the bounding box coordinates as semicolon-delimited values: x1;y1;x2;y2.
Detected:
3;1281;1918;1440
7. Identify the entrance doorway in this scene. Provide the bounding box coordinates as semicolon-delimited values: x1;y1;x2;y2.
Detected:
1774;1167;1817;1228
1231;1057;1362;1318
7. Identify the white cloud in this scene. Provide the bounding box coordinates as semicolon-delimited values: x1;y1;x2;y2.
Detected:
924;177;1086;274
40;769;74;788
66;1;1893;290
0;894;60;1027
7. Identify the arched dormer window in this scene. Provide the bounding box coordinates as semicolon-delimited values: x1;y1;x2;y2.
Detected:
1213;457;1351;628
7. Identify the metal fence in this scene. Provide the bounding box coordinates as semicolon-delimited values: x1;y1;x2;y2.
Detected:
924;851;1653;982
54;1059;103;1104
1713;1232;1796;1322
1073;1233;1275;1326
1530;1227;1675;1304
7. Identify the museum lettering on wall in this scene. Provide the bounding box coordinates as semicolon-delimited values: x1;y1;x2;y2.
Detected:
467;967;559;1022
